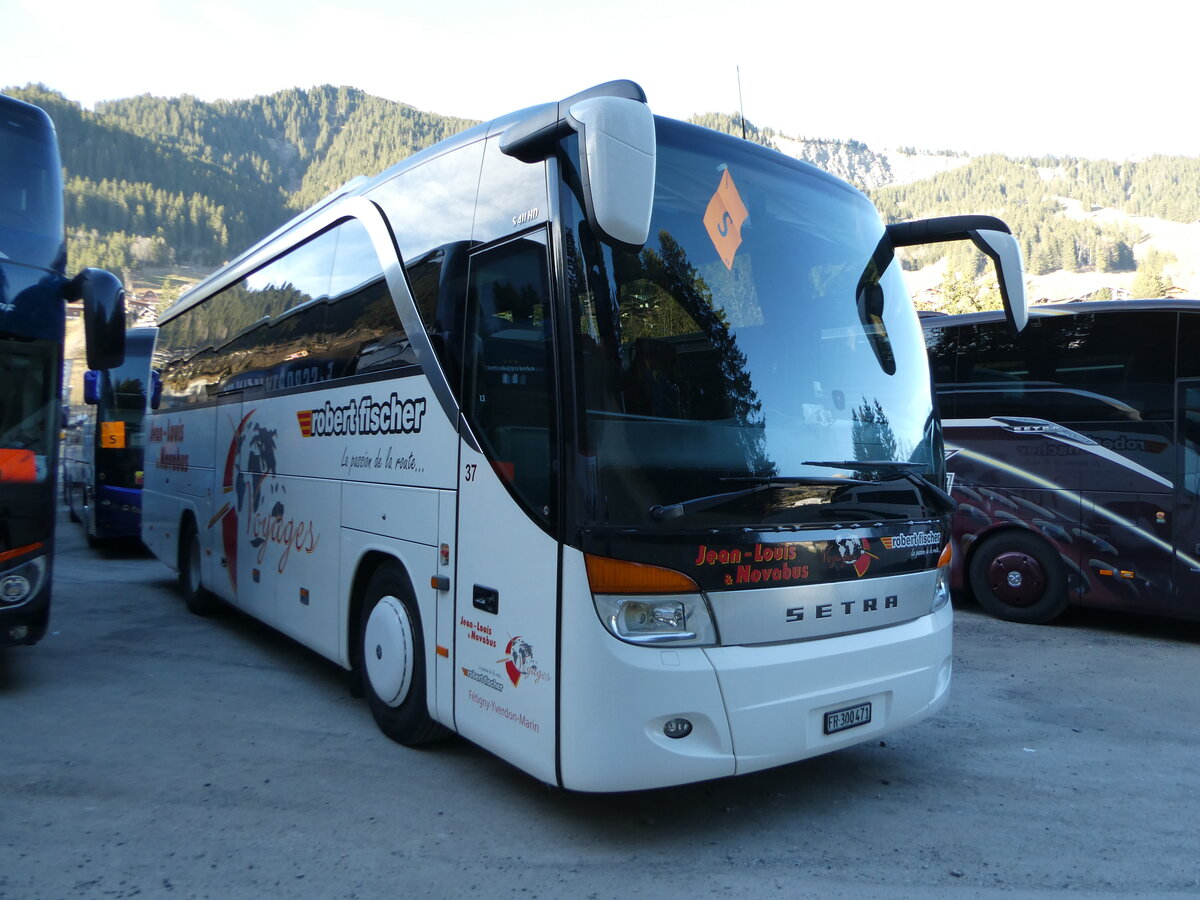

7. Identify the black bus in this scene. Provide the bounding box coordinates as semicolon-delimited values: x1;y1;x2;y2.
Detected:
63;326;158;545
0;92;124;646
923;299;1200;623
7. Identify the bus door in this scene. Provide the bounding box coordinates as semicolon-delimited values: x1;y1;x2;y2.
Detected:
452;231;560;785
1173;380;1200;618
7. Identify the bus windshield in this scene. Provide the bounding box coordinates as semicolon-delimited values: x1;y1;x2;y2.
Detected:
0;338;55;468
95;328;155;489
567;119;939;529
0;102;63;270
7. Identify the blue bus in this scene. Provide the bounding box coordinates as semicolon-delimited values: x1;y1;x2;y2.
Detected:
63;326;158;545
0;92;124;646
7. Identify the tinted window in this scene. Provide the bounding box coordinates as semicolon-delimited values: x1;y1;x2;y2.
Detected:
0;99;64;272
462;235;556;524
369;144;484;392
1176;312;1200;380
158;218;407;405
941;312;1176;423
563;119;939;529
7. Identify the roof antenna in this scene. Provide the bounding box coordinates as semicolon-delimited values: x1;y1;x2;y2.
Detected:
737;65;746;140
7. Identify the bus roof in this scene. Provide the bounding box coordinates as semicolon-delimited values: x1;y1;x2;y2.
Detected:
0;92;57;136
158;78;860;326
158;84;642;323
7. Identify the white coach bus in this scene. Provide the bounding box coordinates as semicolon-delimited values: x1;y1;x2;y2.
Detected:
142;80;1027;791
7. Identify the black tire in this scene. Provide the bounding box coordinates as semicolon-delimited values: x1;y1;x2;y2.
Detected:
84;502;100;549
358;563;447;746
968;530;1068;624
66;481;80;523
179;518;221;617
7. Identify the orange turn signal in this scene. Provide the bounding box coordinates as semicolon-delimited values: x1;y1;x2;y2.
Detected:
584;554;699;595
937;542;953;568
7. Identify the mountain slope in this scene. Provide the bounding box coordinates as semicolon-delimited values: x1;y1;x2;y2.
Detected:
6;83;1200;306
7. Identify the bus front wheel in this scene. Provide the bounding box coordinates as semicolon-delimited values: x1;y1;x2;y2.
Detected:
179;519;221;617
358;564;447;746
968;531;1068;624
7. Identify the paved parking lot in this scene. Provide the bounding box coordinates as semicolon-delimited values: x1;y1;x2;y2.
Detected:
2;507;1199;899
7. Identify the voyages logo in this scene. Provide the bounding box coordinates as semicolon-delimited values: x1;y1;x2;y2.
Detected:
297;393;427;438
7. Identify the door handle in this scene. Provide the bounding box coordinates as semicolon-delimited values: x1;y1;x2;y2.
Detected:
473;585;499;615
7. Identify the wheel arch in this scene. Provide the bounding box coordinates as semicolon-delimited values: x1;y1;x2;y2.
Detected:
176;507;200;574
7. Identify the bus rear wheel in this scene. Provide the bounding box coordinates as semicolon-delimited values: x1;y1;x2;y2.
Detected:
358;563;447;746
179;518;221;617
65;480;80;522
969;531;1068;624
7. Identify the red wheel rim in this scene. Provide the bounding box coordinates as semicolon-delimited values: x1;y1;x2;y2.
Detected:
986;550;1046;607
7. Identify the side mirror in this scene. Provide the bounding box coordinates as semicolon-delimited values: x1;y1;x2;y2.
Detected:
566;96;656;247
150;370;163;410
500;81;655;248
886;215;1028;333
69;268;126;370
83;370;100;405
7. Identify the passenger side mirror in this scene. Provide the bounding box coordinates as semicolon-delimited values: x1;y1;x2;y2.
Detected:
887;215;1028;333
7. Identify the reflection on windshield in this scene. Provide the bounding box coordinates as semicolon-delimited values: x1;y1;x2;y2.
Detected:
0;339;53;455
0;103;64;270
617;230;771;475
565;119;938;529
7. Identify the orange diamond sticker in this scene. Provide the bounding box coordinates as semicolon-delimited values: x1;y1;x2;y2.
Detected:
703;169;749;270
101;420;126;449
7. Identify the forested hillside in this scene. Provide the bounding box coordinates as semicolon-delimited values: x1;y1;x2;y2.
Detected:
6;82;1200;312
4;84;476;286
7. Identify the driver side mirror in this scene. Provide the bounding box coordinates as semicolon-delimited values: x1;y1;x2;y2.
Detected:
887;215;1028;333
150;370;163;410
69;268;127;370
83;370;100;405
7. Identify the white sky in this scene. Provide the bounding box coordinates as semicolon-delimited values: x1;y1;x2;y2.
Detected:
4;0;1198;160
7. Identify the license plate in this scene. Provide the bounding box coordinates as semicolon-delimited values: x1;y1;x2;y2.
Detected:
824;701;872;735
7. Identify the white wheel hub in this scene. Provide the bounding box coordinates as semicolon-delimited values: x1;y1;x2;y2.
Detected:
364;595;414;707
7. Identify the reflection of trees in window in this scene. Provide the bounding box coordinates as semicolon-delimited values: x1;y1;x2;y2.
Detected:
626;229;772;476
111;378;147;414
851;396;899;470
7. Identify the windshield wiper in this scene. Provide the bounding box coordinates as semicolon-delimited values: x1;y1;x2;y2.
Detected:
802;459;956;514
649;475;868;522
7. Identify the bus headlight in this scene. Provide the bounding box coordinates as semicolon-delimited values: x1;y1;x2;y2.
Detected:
931;542;952;613
0;557;47;607
931;567;951;613
593;594;717;646
584;553;718;647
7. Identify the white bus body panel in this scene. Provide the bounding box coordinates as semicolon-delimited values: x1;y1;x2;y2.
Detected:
142;405;218;579
453;441;559;786
144;373;460;662
558;549;952;792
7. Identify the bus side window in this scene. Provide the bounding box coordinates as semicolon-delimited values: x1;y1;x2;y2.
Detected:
462;236;555;522
328;219;413;376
